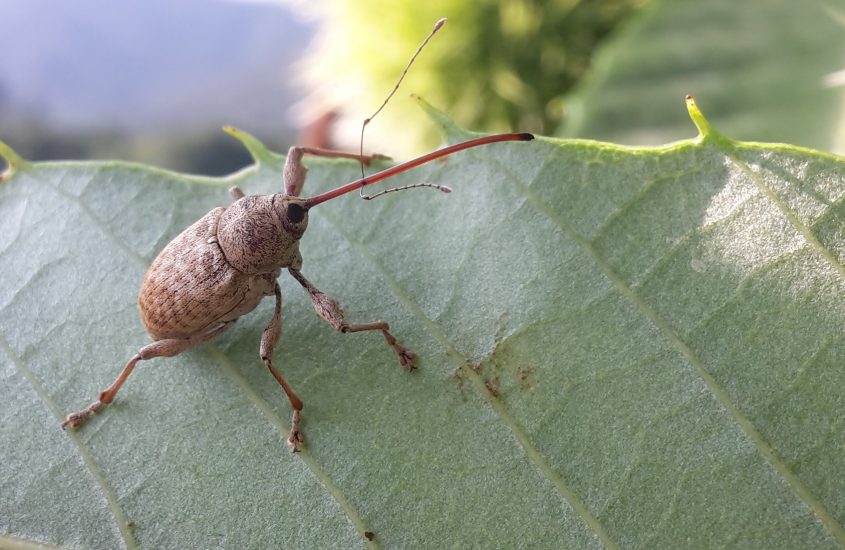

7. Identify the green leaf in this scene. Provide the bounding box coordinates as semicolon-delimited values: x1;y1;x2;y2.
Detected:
1;101;844;549
563;0;845;153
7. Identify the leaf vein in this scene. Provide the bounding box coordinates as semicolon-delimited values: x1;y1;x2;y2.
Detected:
205;345;378;550
0;333;137;550
36;167;147;267
319;210;620;550
725;151;845;280
503;157;845;545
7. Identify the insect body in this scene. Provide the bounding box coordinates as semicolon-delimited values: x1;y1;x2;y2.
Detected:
62;135;533;449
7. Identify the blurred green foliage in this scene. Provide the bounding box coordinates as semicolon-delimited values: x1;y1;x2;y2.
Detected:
300;0;645;153
1;1;645;174
558;0;845;154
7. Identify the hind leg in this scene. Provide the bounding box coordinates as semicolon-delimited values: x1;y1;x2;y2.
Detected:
62;321;234;430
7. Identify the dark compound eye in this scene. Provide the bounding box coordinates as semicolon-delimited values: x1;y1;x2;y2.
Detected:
286;202;306;224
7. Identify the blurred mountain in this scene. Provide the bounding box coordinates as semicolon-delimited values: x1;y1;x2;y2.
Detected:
0;0;310;143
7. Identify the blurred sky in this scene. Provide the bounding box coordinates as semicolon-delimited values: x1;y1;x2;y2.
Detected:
0;0;312;164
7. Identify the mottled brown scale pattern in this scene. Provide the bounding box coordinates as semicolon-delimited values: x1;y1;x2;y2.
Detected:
138;209;276;340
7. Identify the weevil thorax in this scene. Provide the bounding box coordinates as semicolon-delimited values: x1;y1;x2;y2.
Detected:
216;194;309;274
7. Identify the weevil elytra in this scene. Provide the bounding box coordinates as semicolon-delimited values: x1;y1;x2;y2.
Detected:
61;19;534;450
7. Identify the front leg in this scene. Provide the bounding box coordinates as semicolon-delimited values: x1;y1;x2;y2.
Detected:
287;268;416;370
283;146;388;196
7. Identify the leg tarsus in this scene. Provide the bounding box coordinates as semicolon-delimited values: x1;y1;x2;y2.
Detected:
61;352;142;430
379;328;417;370
287;409;303;452
342;322;417;370
61;398;107;430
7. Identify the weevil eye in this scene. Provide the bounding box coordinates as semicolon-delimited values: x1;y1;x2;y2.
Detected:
287;203;306;224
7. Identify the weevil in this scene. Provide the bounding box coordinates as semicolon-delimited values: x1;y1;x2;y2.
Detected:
61;19;534;450
62;133;532;449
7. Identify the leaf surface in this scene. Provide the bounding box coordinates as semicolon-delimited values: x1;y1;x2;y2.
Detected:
1;103;844;549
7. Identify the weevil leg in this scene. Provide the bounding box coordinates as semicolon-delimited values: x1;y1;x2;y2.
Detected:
229;186;245;201
288;268;416;370
61;321;235;430
283;146;389;196
259;283;305;451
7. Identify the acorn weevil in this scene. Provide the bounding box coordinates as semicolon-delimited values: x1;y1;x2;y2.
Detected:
61;19;534;450
62;133;533;450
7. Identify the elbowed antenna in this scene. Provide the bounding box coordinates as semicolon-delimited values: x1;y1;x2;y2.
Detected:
303;132;534;208
358;17;447;183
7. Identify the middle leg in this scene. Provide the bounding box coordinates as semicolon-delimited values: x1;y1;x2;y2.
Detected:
260;283;305;451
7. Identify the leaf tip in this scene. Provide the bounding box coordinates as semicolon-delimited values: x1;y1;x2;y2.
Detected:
684;95;725;144
222;126;274;165
0;140;29;181
412;94;475;143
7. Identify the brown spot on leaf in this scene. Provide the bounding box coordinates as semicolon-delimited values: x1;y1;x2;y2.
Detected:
451;365;471;400
484;377;499;398
517;366;535;390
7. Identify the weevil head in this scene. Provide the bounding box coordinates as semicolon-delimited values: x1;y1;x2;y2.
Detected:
217;194;310;274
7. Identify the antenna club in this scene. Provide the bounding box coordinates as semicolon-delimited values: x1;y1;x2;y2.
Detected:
519;133;535;141
434;18;447;31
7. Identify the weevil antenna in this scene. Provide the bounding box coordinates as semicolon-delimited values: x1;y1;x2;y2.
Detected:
360;182;452;201
358;18;447;198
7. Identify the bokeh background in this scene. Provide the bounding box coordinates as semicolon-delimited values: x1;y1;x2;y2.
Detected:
1;0;843;175
0;0;643;175
0;0;311;175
